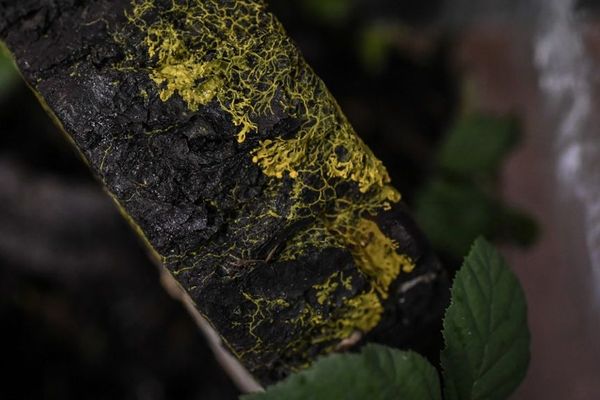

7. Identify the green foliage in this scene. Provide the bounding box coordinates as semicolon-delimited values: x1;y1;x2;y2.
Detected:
243;239;530;400
359;24;393;74
358;23;407;74
495;207;539;248
438;115;520;177
415;179;496;257
415;113;538;258
442;238;530;400
243;344;441;400
300;0;354;25
0;45;18;99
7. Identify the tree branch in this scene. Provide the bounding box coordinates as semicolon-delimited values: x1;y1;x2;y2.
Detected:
0;0;448;386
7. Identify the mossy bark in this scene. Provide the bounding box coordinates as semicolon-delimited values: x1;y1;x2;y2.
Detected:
0;0;449;385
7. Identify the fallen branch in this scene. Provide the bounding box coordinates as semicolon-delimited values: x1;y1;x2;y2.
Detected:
0;0;448;387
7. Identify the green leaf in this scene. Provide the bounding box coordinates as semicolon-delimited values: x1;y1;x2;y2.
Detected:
359;24;392;74
495;207;539;248
414;179;496;257
438;114;520;176
301;0;354;25
0;44;19;99
441;238;530;400
243;344;441;400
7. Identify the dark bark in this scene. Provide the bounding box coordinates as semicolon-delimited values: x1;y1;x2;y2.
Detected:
0;0;449;384
0;77;239;399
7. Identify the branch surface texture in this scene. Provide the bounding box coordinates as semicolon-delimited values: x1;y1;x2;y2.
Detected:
0;0;448;384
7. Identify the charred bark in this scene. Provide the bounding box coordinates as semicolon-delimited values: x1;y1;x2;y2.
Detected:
0;0;449;385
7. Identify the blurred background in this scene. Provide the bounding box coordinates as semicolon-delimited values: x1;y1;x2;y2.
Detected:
1;0;599;398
